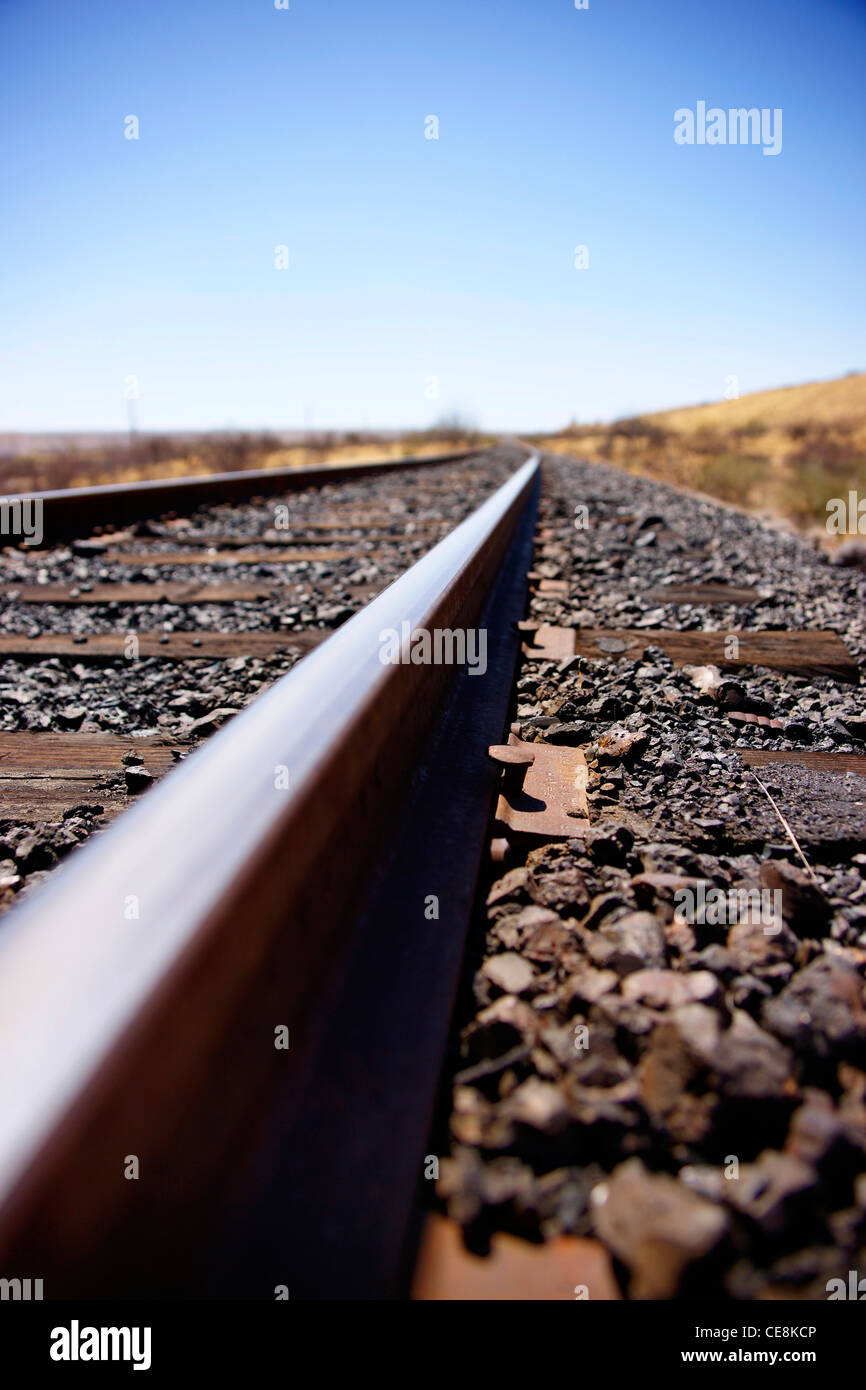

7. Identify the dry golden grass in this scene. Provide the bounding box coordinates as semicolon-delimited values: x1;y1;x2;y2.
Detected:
540;373;866;543
650;372;866;434
0;432;488;496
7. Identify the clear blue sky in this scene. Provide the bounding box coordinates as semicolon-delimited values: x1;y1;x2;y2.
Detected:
1;0;864;433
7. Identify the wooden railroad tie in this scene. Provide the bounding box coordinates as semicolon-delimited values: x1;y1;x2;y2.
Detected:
97;548;362;566
0;731;181;821
120;519;448;545
519;624;859;683
529;580;765;605
0;581;376;605
0;631;327;661
646;583;765;605
86;543;428;566
741;749;866;776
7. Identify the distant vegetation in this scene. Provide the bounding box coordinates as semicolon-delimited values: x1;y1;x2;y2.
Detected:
0;422;491;495
537;372;866;540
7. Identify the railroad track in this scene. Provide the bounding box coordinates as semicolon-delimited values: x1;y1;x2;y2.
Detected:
0;446;507;864
0;442;864;1302
0;442;539;1298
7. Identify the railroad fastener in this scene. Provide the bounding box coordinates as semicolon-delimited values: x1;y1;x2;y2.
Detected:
488;743;535;795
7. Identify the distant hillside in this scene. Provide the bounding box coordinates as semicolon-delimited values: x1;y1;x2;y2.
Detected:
542;373;866;540
647;372;866;434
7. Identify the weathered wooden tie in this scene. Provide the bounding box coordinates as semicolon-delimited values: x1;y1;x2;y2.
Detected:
521;625;858;682
96;548;362;566
0;732;181;820
741;749;866;776
0;581;375;605
646;583;764;605
0;630;326;661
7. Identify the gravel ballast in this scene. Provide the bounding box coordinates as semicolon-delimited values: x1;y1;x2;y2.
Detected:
434;450;866;1301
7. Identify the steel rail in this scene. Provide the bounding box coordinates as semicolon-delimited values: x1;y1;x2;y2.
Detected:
4;446;483;544
0;452;540;1295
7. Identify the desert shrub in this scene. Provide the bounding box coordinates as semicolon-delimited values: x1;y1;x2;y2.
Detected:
787;424;861;472
688;426;729;456
773;455;866;527
693;452;768;504
610;416;667;444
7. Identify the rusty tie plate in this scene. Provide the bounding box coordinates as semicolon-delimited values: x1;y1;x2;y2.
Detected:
488;733;589;841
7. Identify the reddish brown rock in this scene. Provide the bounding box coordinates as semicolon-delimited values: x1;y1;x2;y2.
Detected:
763;956;866;1060
587;911;666;975
527;860;591;913
760;860;831;938
727;916;798;973
622;968;721;1011
504;1077;570;1135
481;952;537;996
486;866;530;906
590;1158;728;1298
